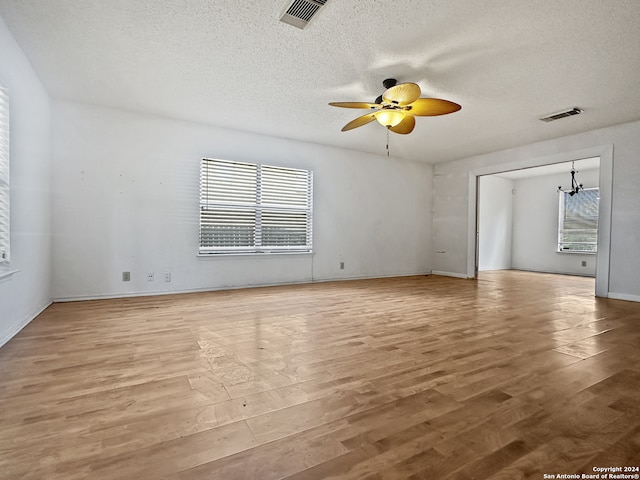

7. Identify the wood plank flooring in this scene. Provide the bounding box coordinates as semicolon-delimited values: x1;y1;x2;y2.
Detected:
1;271;640;479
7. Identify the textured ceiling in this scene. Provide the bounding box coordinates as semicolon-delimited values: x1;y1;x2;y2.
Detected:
1;0;640;163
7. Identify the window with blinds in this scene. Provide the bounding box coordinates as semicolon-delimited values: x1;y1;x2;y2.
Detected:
199;158;313;254
558;187;599;253
0;86;9;264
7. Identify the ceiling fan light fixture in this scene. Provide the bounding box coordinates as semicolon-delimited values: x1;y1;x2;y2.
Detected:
329;78;461;135
375;109;406;127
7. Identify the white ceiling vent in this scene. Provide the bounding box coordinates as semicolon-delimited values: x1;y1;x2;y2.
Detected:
280;0;328;29
539;107;583;122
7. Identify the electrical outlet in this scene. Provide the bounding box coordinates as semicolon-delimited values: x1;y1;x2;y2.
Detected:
340;262;344;270
122;271;130;282
148;272;154;282
164;272;171;282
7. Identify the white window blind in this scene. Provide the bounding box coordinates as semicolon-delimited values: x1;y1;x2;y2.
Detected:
0;86;9;264
199;158;313;254
558;187;599;253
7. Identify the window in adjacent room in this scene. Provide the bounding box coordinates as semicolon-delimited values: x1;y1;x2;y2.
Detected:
0;86;9;264
558;187;599;253
199;158;313;254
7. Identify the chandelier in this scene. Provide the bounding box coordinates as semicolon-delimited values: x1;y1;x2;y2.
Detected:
558;162;583;196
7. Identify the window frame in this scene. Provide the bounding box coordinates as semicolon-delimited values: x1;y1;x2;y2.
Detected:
199;158;313;255
557;186;599;254
0;85;9;265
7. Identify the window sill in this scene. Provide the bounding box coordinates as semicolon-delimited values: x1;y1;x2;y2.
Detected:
0;269;20;281
556;250;597;255
197;251;313;258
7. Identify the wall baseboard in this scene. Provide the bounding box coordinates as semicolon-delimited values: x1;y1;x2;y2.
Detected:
0;300;52;349
478;266;512;272
510;268;595;278
430;270;471;279
607;292;640;303
53;271;432;303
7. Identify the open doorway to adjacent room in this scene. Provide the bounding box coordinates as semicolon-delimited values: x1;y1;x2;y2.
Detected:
476;157;600;293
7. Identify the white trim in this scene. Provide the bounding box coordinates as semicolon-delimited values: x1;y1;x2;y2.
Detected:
52;272;431;303
594;146;613;298
467;173;478;277
607;292;640;303
0;85;9;265
510;268;595;278
556;251;597;255
431;270;471;279
315;272;430;283
197;251;313;258
0;300;51;349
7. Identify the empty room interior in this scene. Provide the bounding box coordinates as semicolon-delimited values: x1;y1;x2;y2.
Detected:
1;1;640;479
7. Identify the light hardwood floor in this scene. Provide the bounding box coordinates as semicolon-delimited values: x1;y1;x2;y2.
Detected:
1;271;640;479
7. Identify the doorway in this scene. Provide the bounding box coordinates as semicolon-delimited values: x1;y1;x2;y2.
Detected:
477;158;599;284
467;145;613;297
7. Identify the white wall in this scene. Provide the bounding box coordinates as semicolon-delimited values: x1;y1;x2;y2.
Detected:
0;16;51;346
511;168;599;276
478;175;513;271
51;101;432;300
432;119;640;301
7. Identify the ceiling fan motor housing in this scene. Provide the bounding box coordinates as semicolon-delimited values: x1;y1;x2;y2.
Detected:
382;78;397;89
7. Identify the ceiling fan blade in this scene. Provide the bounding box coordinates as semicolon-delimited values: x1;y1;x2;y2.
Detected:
408;98;462;116
329;102;381;109
341;113;377;131
382;82;421;106
389;115;415;135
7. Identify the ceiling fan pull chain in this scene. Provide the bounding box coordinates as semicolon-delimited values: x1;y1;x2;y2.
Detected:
386;127;390;156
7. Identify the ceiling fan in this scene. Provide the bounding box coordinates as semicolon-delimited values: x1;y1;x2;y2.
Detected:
329;78;461;135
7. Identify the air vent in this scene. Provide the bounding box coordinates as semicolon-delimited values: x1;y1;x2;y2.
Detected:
280;0;328;29
540;107;583;122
